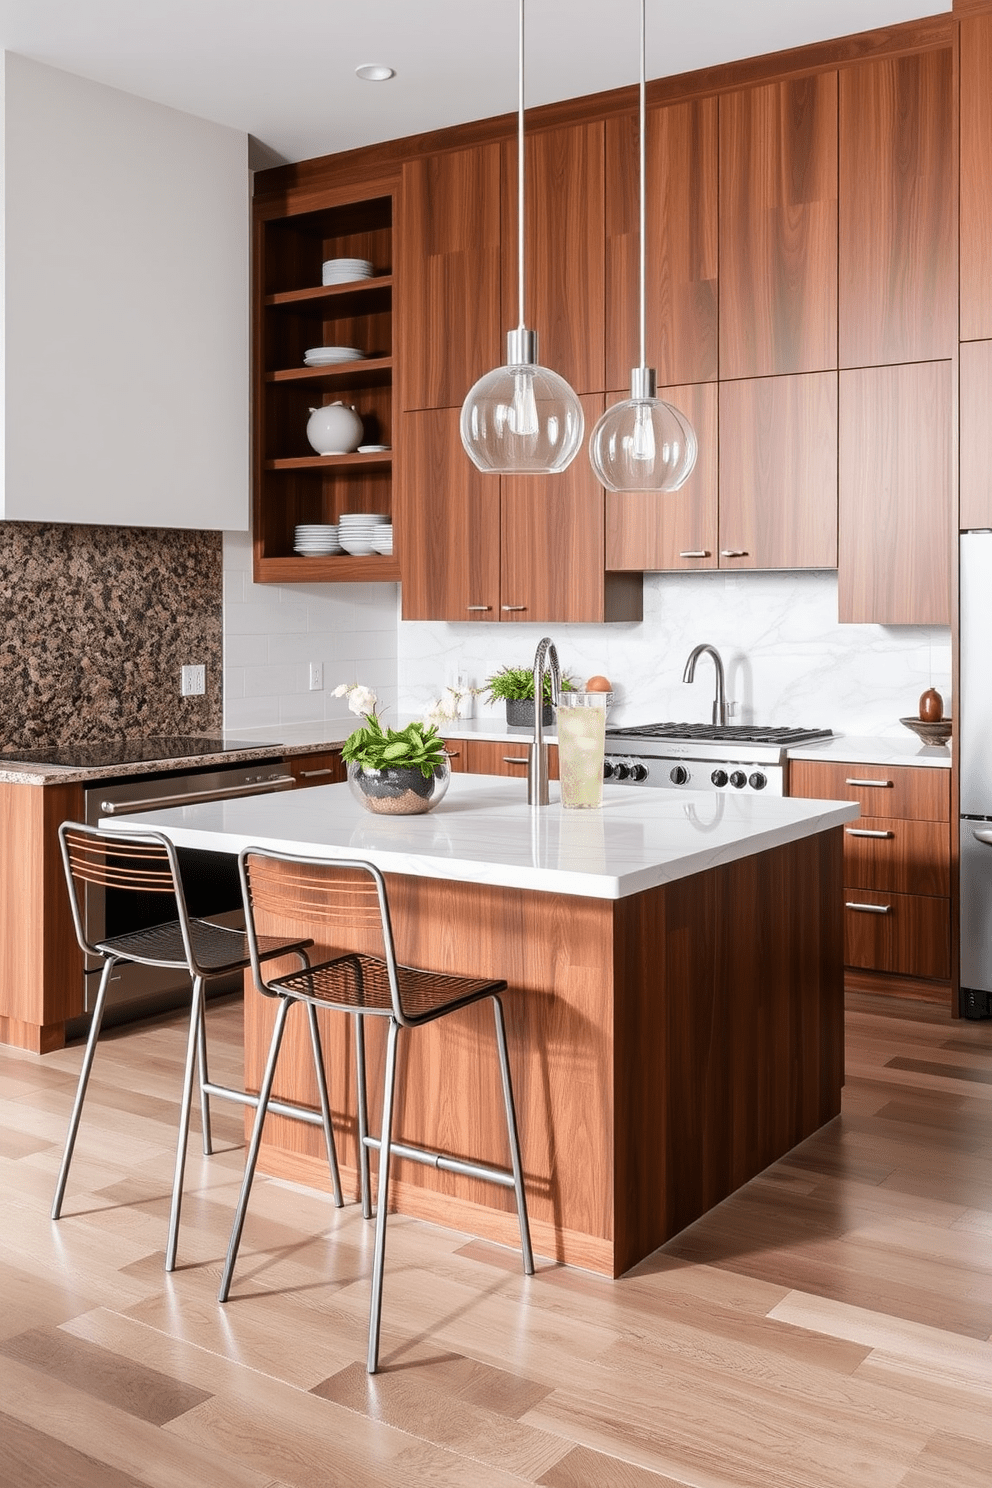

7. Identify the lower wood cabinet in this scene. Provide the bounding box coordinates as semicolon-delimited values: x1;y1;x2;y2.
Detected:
788;758;950;996
287;751;345;787
451;737;559;781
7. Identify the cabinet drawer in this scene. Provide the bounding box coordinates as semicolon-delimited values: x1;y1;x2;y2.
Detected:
844;890;950;980
789;759;949;821
461;739;559;780
843;816;949;897
288;752;344;788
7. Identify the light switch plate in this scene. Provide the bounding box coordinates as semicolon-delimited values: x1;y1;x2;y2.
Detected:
181;664;206;697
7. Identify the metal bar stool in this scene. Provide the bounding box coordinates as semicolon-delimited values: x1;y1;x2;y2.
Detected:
52;821;343;1269
218;847;534;1374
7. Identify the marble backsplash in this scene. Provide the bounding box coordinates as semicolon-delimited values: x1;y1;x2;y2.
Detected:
0;521;222;748
396;569;953;737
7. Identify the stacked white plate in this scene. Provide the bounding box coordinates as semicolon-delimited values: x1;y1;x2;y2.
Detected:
293;524;342;556
304;346;364;366
371;524;394;555
322;257;373;285
337;511;388;556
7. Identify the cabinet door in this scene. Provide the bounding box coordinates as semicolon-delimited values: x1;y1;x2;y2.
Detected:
461;739;559;780
838;362;952;624
605;382;718;571
720;73;837;379
839;50;956;367
288;752;344;787
398;144;502;411
961;340;992;531
397;407;500;621
961;14;992;342
503;121;605;394
718;373;838;570
605;97;717;389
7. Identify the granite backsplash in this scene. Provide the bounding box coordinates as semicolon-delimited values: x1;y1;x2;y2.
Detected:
0;521;222;748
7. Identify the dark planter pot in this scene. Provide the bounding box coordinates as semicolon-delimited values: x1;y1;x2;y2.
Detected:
506;698;553;728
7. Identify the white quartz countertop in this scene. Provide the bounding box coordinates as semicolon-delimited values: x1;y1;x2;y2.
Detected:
784;734;951;769
102;773;859;901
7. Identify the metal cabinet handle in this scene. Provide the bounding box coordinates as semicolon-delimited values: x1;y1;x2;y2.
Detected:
443;750;461;759
298;768;334;779
100;774;296;814
846;828;895;839
465;605;492;612
502;756;530;765
720;549;749;558
845;778;894;788
845;902;891;914
501;604;527;612
679;550;711;558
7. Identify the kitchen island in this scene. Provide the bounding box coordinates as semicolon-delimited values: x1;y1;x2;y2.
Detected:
109;775;858;1275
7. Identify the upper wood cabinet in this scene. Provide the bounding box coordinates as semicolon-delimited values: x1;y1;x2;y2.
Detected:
839;50;956;368
397;144;502;411
605;98;718;390
605;382;718;571
838;361;952;624
961;13;992;342
960;340;992;531
720;74;838;379
718;373;838;570
503;121;605;395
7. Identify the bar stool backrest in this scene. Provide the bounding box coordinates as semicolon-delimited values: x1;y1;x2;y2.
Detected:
239;849;406;1020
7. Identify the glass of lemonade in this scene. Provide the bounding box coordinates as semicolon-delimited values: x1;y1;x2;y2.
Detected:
557;693;608;809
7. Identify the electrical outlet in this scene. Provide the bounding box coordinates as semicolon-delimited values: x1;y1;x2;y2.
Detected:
309;662;324;691
181;664;205;697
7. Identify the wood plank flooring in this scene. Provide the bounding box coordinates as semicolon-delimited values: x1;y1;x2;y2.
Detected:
0;990;990;1486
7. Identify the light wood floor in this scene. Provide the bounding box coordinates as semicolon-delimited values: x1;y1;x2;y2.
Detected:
1;991;991;1487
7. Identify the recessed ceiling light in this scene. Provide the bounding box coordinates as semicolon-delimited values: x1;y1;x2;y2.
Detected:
355;63;395;82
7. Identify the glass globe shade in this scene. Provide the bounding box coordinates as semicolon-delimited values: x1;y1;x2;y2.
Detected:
588;394;698;492
460;339;585;475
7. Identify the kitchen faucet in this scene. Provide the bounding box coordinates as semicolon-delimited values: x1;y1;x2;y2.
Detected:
529;636;561;806
683;643;728;726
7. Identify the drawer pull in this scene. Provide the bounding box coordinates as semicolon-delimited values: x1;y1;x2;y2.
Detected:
846;901;891;914
298;768;334;779
845;778;893;788
443;750;460;759
679;550;711;559
465;605;492;612
720;549;749;558
501;604;527;612
502;755;530;765
846;828;894;839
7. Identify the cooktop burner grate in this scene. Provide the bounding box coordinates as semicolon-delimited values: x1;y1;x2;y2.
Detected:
606;723;833;746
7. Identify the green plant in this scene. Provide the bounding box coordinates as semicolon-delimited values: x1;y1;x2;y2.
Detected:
334;683;446;778
483;665;576;705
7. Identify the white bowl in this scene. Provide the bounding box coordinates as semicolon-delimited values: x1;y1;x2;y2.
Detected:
339;538;375;556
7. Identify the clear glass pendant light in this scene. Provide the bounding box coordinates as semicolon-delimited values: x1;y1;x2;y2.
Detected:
460;0;584;474
588;0;697;492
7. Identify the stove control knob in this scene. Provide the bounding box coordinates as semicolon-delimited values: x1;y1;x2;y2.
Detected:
613;762;631;781
730;770;748;789
630;763;648;782
748;771;767;791
669;765;689;785
603;760;616;780
711;769;728;787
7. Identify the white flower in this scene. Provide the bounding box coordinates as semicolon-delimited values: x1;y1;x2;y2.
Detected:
348;685;378;717
331;683;349;698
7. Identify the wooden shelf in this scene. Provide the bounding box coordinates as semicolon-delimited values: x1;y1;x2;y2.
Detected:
254;553;399;583
266;356;392;387
265;275;392;315
266;452;392;472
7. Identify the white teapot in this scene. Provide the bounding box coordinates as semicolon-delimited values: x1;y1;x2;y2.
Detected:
306;402;364;455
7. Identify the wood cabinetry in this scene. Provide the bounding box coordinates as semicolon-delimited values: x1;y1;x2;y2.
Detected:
720;74;838;379
960;13;992;342
839;49;956;368
456;738;559;781
838;361;952;624
286;751;345;788
252;186;399;584
961;340;992;530
605;97;718;389
788;758;950;994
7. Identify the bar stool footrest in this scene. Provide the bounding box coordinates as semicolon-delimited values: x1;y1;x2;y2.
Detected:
362;1134;516;1189
202;1080;328;1128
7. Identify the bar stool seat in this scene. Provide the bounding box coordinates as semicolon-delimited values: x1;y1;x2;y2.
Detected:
52;822;344;1270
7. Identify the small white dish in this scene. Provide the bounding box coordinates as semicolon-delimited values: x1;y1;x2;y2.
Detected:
357;444;390;453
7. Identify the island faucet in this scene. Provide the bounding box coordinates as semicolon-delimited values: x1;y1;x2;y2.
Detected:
682;643;728;726
529;636;562;807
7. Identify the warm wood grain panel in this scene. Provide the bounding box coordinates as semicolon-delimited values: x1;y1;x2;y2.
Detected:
503;122;605;394
500;393;642;623
398;144;502;411
839;50;956;367
788;759;951;821
459;739;559;781
842;816;950;897
718;372;838;569
605;97;717;389
605;382;718;571
397;407;500;621
286;752;344;788
844;889;950;980
838;361;952;624
960;340;992;529
720;73;838;378
961;15;992;339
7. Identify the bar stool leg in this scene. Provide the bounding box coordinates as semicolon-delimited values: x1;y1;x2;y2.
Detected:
166;975;206;1272
367;1018;400;1375
51;955;118;1221
354;1012;371;1219
305;1001;342;1207
492;995;534;1276
218;994;293;1302
196;992;213;1157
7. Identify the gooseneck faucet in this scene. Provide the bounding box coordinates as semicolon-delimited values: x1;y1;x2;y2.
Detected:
529;636;561;806
683;643;728;726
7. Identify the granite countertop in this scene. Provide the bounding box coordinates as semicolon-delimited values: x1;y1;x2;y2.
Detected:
100;773;859;901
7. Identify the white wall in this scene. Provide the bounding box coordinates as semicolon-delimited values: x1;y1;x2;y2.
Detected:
1;52;249;530
396;570;952;736
222;531;398;730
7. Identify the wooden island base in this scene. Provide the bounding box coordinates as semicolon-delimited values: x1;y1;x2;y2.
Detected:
245;827;844;1277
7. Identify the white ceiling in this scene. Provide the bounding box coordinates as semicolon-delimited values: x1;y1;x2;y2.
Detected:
0;1;950;168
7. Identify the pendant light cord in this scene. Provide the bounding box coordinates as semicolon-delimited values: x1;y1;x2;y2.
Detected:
518;0;526;332
638;0;646;372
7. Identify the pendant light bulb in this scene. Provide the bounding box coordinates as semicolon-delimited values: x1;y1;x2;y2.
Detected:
460;0;583;475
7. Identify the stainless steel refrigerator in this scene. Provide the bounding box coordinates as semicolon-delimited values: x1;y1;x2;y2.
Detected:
959;531;992;1015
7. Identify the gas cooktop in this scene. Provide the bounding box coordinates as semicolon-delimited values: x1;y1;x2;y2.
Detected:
0;736;279;770
606;723;833;746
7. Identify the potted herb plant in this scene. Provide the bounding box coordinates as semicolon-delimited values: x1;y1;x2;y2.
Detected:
483;665;576;728
334;683;450;815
